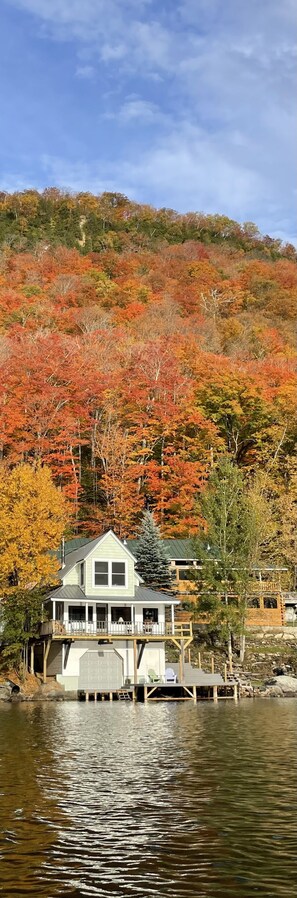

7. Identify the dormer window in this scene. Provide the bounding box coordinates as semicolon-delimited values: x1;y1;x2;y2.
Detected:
93;560;127;588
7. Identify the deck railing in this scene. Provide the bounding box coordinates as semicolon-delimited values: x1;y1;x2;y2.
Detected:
248;580;283;594
39;620;192;639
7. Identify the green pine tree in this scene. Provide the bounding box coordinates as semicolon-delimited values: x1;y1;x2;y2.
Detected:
136;510;173;590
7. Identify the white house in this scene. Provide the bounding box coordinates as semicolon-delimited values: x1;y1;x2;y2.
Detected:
39;530;188;694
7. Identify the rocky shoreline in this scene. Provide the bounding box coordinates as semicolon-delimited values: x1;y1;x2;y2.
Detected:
1;676;297;703
243;675;297;698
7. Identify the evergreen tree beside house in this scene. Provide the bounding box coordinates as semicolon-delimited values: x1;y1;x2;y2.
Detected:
135;511;173;591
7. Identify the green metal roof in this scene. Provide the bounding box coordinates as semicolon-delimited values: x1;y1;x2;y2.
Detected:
64;537;92;556
63;535;196;561
127;538;196;560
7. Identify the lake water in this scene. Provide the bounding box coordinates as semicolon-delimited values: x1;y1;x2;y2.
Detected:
0;699;296;898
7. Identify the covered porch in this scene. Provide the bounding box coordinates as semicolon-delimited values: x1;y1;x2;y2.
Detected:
42;596;182;639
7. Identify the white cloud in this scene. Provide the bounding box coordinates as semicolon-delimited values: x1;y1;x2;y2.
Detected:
38;108;297;244
39;125;261;218
4;0;297;241
75;65;95;79
118;97;162;123
9;0;177;77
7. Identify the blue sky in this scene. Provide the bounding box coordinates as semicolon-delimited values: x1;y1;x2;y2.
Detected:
1;0;296;243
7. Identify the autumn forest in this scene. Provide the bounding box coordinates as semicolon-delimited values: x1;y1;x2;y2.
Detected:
0;188;296;571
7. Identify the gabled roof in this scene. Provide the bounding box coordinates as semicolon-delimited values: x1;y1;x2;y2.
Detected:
59;530;137;579
59;534;105;579
64;537;92;556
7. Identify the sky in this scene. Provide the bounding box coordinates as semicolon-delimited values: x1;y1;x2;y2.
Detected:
1;0;296;244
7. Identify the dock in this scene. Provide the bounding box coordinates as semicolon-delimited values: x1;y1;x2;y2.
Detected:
77;670;238;704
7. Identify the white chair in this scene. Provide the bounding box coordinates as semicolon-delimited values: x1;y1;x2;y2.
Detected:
165;667;177;683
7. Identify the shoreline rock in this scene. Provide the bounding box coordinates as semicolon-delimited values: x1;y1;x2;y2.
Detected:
252;674;297;698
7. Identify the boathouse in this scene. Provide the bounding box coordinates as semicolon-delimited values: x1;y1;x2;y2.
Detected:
36;530;192;693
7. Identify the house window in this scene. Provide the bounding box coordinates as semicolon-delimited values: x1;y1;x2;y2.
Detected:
264;597;277;609
80;562;85;588
56;602;64;622
94;561;109;586
93;560;127;588
112;562;126;586
69;605;85;622
178;569;191;581
143;608;158;623
111;607;131;623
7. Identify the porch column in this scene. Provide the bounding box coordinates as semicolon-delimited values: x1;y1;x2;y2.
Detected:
171;604;175;634
133;639;138;686
179;640;185;684
107;604;111;634
131;604;135;634
85;602;88;633
64;604;69;629
52;600;56;622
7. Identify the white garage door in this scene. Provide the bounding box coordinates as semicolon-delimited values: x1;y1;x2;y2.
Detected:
78;649;124;691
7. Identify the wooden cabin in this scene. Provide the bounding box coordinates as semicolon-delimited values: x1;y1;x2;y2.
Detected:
129;539;286;628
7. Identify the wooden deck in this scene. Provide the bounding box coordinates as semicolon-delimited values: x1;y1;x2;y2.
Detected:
40;621;193;644
36;621;193;684
77;681;239;703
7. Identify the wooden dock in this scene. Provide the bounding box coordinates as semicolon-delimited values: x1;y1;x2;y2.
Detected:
78;688;135;702
78;681;238;703
138;682;238;702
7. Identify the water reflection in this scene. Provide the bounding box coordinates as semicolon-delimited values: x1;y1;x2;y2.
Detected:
0;700;296;897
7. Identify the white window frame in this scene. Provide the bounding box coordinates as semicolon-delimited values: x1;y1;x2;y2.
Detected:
92;559;127;589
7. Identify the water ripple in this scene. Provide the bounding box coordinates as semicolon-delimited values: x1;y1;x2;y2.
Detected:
0;700;296;897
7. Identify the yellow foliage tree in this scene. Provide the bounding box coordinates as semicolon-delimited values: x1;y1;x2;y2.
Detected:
0;463;68;592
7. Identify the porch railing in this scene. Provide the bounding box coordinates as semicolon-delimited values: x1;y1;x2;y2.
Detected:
39;620;192;639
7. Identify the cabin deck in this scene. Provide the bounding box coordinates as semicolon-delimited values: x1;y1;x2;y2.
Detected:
39;620;192;642
35;621;193;684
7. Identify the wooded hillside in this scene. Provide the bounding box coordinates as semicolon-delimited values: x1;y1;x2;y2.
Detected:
0;189;296;558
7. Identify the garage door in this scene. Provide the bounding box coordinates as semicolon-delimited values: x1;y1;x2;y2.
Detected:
78;648;124;691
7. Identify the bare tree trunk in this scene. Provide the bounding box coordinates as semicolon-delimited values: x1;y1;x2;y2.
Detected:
240;633;246;663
